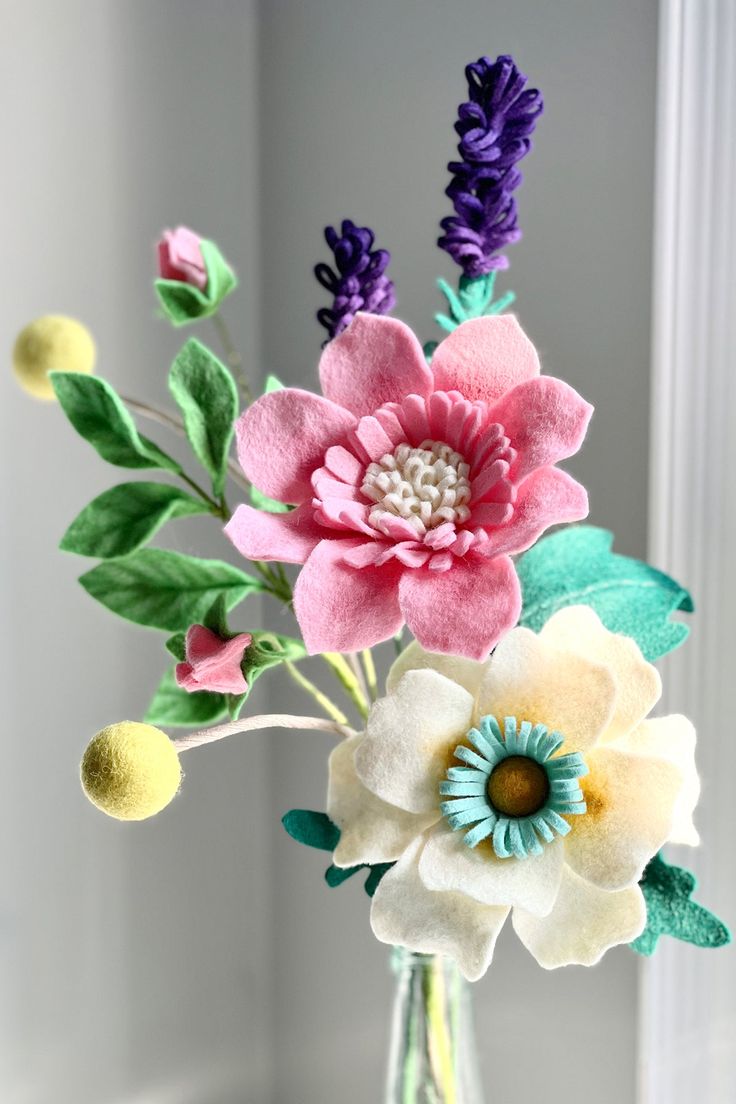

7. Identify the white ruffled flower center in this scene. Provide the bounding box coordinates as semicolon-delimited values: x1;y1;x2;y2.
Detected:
361;440;472;537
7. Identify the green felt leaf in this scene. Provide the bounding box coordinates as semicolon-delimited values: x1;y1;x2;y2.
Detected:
155;239;237;326
264;374;284;393
201;593;232;638
168;339;238;496
243;630;306;678
165;632;187;661
435;272;516;333
51;373;181;473
79;548;263;631
60;482;208;559
631;853;731;956
517;526;694;661
282;809;340;851
249;484;292;514
144;667;228;728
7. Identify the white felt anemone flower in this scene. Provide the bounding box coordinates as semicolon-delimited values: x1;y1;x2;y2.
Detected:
327;606;699;980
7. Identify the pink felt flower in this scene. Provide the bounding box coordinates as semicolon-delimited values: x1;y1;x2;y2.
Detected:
225;314;592;660
175;625;252;695
157;226;208;291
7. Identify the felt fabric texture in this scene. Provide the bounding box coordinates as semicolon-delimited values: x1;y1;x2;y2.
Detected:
513;866;646;968
168;338;238;498
157;226;207;290
315;220;396;340
282;809;340;851
326;609;700;977
517;526;694;661
354;669;474;816
225;503;322;564
80;722;181;821
228;312;591;660
13;315;95;401
371;838;509;982
438;55;543;277
329;735;438;866
631;853;731;955
175;625;251;695
155;239;237;326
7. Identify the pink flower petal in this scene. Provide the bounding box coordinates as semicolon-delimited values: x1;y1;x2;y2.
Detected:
236;389;357;505
488;376;593;483
294;538;403;654
398;555;521;660
324;445;363;485
430;315;540;404
319;314;433;418
176;627;251;695
482;467;589;556
224;502;322;564
350;415;397;463
313;496;373;536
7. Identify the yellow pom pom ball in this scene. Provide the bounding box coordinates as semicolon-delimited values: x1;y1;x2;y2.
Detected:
13;314;96;400
80;721;182;821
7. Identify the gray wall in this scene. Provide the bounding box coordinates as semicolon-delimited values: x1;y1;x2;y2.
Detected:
1;2;657;1101
262;2;657;1102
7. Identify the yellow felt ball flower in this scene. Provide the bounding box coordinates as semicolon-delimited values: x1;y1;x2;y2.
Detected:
12;315;95;400
81;722;182;821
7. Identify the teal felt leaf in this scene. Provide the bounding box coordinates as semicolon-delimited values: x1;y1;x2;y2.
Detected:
631;853;732;955
364;862;394;897
50;373;182;473
517;526;694;661
60;482;209;559
325;864;362;887
423;340;439;364
435;272;516;333
144;667;228;728
79;548;263;631
155;239;237;326
165;632;187;661
282;809;340;851
168;338;238;496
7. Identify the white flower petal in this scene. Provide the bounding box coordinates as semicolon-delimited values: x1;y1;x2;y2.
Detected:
370;837;509;981
513;865;646;968
539;606;662;743
614;715;700;845
418;825;564;917
328;736;438;866
564;746;683;890
477;626;617;754
387;640;486;700
355;669;475;814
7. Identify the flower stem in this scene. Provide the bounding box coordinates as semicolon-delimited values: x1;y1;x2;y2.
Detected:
211;311;253;404
172;712;354;752
361;648;378;701
321;652;369;719
284;662;348;725
120;393;250;493
176;469;229;519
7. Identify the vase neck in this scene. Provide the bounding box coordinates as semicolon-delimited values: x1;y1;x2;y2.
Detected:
385;948;485;1104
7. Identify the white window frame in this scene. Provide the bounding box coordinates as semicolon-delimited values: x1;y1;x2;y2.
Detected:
641;1;736;1099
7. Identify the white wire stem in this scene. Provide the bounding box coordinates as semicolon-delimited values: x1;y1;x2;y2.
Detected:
172;713;355;752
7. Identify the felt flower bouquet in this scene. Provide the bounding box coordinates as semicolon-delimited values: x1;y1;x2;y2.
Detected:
16;51;729;1101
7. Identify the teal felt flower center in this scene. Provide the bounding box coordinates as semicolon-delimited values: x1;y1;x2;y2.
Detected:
439;714;588;859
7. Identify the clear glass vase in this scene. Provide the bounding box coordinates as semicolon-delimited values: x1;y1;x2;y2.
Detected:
385;948;485;1104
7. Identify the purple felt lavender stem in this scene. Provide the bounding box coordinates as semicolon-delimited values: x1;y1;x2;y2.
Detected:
439;55;543;277
315;220;396;340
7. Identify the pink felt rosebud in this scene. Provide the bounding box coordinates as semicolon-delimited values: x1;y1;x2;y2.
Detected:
157;226;208;291
175;625;252;695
